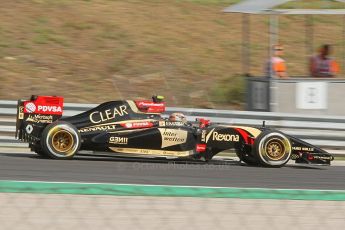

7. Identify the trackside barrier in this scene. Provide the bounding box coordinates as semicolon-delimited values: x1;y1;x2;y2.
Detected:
1;100;345;154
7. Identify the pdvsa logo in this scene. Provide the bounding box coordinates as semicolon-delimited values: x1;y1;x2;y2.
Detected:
25;102;36;113
37;105;62;113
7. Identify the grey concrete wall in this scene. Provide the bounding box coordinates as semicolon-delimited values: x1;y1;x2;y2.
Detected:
247;78;345;116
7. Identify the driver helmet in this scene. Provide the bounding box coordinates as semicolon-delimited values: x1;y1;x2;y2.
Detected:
169;112;187;123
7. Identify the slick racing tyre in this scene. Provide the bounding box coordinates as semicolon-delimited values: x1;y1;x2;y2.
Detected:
41;121;81;159
254;131;292;168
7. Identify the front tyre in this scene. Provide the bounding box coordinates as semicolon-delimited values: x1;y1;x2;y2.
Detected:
41;121;81;159
254;131;291;168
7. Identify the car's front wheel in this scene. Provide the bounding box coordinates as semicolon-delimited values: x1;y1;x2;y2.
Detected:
41;121;81;159
254;131;292;167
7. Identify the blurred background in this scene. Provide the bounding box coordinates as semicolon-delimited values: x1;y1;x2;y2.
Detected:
0;0;343;109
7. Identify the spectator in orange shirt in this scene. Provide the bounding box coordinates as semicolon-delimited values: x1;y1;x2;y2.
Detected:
266;44;288;78
310;44;340;78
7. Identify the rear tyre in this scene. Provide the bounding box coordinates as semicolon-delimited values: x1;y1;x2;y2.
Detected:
41;121;81;159
254;131;291;168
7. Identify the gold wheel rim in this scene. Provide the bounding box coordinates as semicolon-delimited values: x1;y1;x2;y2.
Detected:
52;130;74;153
266;140;285;161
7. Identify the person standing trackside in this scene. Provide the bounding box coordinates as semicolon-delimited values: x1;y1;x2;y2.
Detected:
266;44;288;78
310;44;340;78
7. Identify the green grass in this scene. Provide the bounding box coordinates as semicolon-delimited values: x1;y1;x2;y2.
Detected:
211;74;246;106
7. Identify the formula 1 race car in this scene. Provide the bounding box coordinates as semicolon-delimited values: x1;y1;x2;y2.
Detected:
15;95;334;167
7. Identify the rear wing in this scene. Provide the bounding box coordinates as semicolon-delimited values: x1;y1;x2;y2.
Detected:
15;95;64;140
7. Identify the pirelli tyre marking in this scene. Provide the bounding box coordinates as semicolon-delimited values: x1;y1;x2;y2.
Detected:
158;128;187;148
109;147;190;157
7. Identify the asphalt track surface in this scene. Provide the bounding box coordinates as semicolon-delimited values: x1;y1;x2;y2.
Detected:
1;152;345;190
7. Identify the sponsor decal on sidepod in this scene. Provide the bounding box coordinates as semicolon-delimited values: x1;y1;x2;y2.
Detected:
122;121;153;129
158;128;187;148
205;128;239;143
109;136;128;145
89;105;128;124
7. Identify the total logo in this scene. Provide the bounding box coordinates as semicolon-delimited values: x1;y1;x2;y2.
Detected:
122;121;153;129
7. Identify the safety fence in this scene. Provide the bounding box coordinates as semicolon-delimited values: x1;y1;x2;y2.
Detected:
1;100;345;154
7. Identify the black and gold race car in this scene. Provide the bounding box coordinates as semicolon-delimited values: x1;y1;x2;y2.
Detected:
15;95;334;167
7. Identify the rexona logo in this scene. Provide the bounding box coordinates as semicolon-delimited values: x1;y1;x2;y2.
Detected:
158;128;187;148
109;136;128;145
90;105;128;124
212;132;239;142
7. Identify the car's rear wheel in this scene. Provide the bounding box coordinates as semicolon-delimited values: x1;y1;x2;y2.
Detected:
41;121;81;159
254;131;291;167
